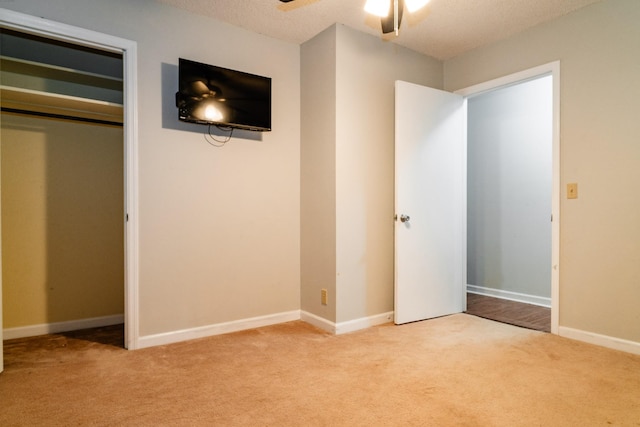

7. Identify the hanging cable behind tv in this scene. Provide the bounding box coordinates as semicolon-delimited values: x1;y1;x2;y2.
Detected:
204;124;234;147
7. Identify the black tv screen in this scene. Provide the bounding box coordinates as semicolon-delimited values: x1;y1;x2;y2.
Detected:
176;58;271;132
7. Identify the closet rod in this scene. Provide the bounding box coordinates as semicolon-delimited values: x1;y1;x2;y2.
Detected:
1;107;123;127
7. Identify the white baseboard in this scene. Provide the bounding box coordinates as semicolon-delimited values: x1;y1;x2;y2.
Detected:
559;326;640;355
336;311;394;334
3;314;124;340
301;310;394;335
300;311;336;333
137;310;301;349
467;284;551;308
11;310;395;349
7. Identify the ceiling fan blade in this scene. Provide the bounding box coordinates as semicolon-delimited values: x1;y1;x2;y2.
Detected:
278;0;320;11
381;0;404;34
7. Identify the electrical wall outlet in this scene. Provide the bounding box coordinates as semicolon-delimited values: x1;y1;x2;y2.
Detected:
321;288;328;305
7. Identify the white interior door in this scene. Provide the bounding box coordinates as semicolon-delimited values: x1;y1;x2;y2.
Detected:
394;81;465;325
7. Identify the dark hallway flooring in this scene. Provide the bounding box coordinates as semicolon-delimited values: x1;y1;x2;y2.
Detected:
465;293;551;332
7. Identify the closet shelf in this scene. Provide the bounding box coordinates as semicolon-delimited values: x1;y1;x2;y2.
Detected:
0;55;123;124
0;55;122;90
1;86;123;124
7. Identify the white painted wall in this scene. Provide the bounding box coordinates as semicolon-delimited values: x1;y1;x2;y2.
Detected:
467;76;552;299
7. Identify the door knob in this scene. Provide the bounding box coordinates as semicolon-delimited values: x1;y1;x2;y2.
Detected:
400;214;410;223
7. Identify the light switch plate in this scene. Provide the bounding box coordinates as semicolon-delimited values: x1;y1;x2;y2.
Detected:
567;183;578;199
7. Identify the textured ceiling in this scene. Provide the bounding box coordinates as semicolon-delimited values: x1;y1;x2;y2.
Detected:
156;0;603;60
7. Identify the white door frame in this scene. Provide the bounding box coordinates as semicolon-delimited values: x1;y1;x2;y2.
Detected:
455;61;560;334
0;8;140;350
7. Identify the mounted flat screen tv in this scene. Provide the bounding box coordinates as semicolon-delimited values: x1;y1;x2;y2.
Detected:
176;58;271;132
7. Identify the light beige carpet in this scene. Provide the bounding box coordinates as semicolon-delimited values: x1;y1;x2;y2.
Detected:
1;314;639;426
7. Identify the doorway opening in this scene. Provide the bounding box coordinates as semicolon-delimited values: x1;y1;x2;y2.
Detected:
458;64;560;334
1;28;125;344
1;9;139;373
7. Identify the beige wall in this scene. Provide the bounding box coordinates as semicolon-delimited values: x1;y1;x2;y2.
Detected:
1;113;124;327
445;0;640;342
3;0;301;337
